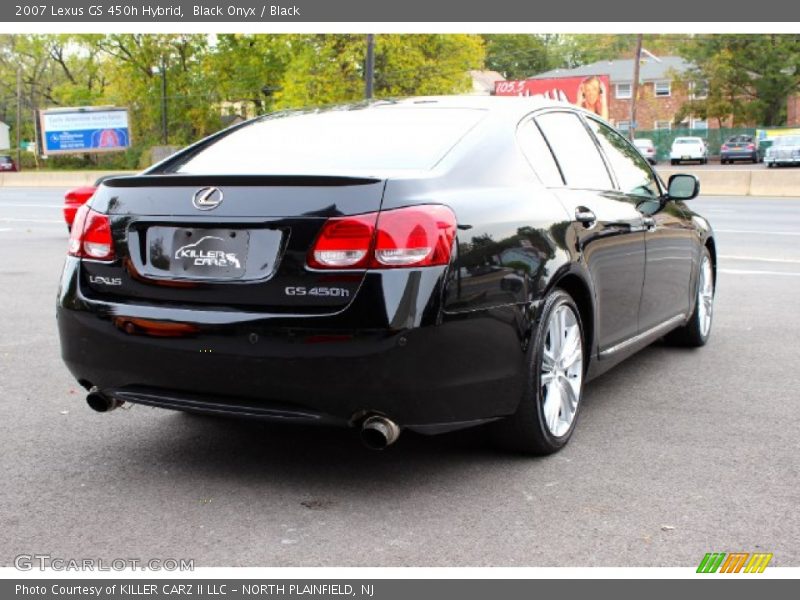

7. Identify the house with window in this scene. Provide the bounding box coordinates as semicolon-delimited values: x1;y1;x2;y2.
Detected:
527;56;711;132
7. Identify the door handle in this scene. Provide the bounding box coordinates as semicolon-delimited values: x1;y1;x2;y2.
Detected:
575;206;596;228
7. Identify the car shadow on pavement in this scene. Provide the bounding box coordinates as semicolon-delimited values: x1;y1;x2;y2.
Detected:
68;339;693;502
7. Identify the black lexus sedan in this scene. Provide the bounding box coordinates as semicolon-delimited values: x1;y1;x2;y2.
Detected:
57;96;715;455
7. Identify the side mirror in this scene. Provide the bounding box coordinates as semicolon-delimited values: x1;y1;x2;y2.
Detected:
667;174;700;201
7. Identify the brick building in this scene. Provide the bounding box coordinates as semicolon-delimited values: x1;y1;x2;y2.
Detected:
787;94;800;127
528;56;710;132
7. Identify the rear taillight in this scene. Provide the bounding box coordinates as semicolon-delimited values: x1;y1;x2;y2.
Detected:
65;186;97;205
373;205;456;267
308;213;378;269
721;145;729;151
747;144;755;150
67;205;115;261
309;205;457;270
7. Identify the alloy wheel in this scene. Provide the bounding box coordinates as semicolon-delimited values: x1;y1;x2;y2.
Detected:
698;254;714;337
540;304;583;437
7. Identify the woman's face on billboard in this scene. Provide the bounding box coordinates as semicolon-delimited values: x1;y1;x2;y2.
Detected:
583;79;600;104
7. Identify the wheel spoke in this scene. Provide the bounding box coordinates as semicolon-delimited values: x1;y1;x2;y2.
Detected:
548;312;562;356
563;374;581;410
540;370;556;386
560;379;577;421
542;345;557;371
560;326;581;368
557;308;568;354
543;381;561;433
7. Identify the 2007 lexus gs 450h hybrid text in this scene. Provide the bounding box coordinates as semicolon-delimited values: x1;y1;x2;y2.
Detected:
57;96;715;455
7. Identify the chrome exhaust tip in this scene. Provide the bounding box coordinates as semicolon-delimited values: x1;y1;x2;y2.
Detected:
360;415;401;450
86;387;123;413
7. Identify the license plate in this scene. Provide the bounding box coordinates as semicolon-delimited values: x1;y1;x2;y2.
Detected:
172;228;249;278
145;227;250;280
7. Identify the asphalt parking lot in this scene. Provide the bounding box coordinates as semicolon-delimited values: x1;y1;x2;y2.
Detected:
0;188;798;567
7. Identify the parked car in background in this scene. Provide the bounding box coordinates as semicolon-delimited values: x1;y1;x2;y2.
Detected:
64;175;123;231
633;138;657;165
670;137;708;165
764;135;800;168
720;135;758;164
58;97;715;456
0;155;18;172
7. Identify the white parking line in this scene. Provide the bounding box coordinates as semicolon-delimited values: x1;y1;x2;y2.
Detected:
0;217;62;224
719;255;800;264
0;203;62;208
716;229;800;236
720;268;800;277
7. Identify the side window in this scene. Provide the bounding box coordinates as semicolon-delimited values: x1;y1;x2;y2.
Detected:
586;118;661;198
517;119;564;187
535;112;613;190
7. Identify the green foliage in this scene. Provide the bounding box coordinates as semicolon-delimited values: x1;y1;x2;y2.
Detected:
3;33;798;170
677;34;800;126
483;34;554;80
0;33;486;169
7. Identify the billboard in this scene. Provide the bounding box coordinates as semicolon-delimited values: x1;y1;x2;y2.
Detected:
495;75;611;121
38;107;131;155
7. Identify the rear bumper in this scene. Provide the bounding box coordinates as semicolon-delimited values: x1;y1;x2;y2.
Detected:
57;259;528;433
721;151;757;160
765;157;800;165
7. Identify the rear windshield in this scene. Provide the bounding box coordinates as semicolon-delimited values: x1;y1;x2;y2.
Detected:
170;106;486;174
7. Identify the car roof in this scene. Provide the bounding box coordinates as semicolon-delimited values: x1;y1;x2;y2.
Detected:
267;95;597;127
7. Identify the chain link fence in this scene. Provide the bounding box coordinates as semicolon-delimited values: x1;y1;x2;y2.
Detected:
633;126;800;162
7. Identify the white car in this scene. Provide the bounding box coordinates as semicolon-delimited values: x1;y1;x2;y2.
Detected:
764;135;800;168
633;138;657;165
670;137;708;165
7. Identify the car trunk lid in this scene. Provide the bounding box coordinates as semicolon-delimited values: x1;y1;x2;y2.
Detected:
80;175;386;313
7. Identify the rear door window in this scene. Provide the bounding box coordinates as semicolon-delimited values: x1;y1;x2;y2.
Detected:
517;119;564;187
535;112;612;190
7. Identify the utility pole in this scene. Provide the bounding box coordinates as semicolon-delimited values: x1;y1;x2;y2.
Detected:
160;56;168;145
365;34;375;100
629;34;643;141
16;66;22;168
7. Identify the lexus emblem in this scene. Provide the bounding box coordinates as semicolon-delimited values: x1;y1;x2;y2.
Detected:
192;187;224;210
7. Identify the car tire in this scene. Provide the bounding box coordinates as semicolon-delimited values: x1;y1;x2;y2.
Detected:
490;289;585;455
671;159;677;165
665;247;714;347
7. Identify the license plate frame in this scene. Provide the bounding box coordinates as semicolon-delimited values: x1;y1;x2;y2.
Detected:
166;227;250;280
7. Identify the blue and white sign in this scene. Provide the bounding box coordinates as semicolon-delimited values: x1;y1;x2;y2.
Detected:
40;108;131;154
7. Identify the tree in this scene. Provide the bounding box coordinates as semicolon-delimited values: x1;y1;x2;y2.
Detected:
273;34;485;109
677;34;800;126
482;34;555;79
